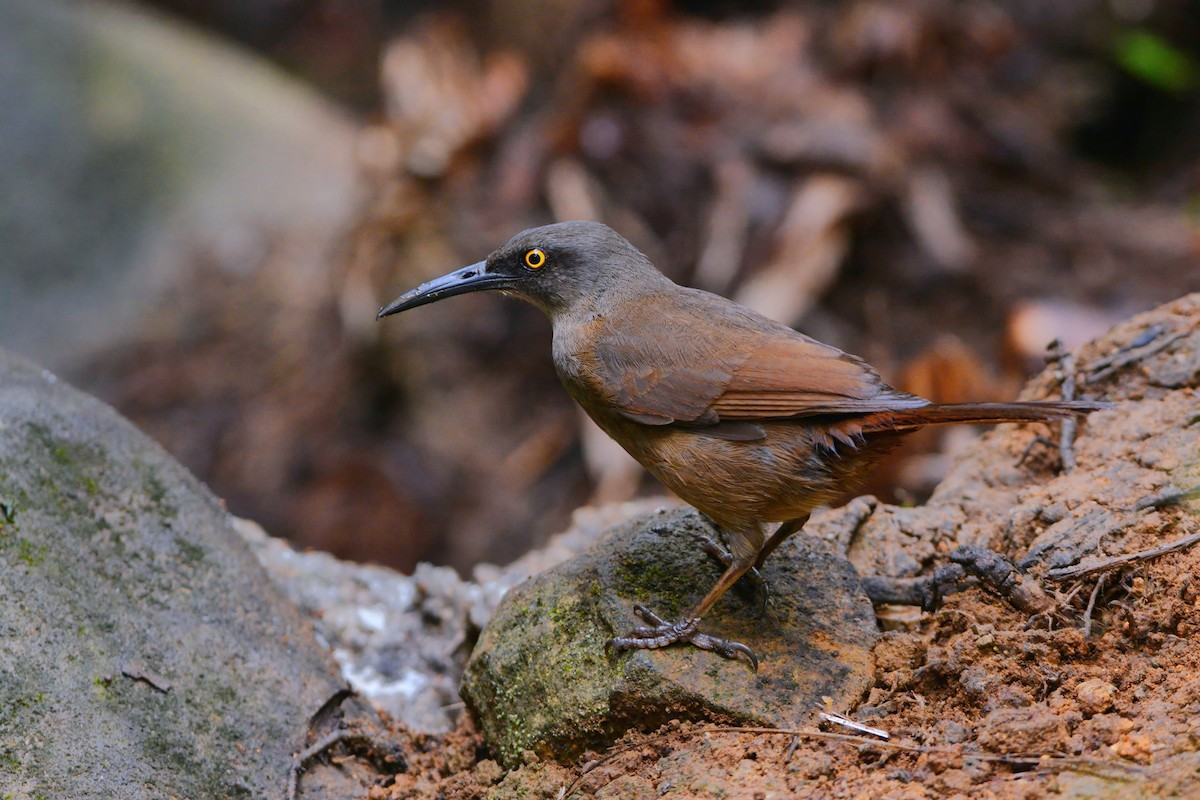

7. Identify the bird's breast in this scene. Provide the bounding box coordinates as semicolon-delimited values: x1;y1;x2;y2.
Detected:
551;313;619;404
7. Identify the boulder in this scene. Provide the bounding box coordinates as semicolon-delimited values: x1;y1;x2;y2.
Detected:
0;350;357;798
0;0;357;369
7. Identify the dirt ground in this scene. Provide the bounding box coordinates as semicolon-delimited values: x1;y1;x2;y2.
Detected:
369;549;1200;799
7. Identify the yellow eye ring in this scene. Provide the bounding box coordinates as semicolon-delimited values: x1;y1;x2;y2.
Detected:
523;248;547;269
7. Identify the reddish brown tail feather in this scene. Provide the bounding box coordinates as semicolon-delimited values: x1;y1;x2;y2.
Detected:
860;400;1111;433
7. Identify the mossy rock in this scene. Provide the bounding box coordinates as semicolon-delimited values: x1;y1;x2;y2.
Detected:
461;507;877;767
0;350;351;798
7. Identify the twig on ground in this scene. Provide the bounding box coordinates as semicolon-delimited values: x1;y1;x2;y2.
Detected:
1019;509;1128;570
1045;339;1078;472
1016;435;1059;468
860;562;970;611
1081;573;1108;639
287;727;362;800
1085;328;1186;384
284;688;398;800
950;545;1055;615
861;546;1054;615
1133;484;1200;511
812;495;878;553
819;711;890;740
1083;324;1163;373
1045;531;1200;582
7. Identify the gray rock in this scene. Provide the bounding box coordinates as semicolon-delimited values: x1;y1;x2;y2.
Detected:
236;516;484;735
0;350;356;798
460;507;878;767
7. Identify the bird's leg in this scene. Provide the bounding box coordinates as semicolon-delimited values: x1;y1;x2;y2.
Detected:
754;514;809;570
690;531;768;614
610;525;763;669
692;515;811;614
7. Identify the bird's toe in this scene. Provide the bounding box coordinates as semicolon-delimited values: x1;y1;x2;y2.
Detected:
608;607;759;669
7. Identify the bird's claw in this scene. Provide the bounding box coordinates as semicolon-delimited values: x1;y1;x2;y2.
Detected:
608;605;759;670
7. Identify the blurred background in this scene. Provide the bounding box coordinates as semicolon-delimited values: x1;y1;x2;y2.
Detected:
1;0;1197;573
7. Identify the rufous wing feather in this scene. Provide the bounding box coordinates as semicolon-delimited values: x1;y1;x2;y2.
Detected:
710;337;928;419
584;289;928;426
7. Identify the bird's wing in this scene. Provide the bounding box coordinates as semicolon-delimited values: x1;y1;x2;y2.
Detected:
708;336;929;419
585;289;927;426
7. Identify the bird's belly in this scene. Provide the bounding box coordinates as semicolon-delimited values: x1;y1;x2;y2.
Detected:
585;411;897;532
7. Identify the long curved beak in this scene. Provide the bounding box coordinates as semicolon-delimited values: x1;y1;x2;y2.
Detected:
376;261;509;319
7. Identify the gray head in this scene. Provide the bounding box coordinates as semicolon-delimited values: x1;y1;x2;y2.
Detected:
376;221;671;320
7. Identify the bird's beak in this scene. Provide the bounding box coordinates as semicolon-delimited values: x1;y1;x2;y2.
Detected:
376;261;510;319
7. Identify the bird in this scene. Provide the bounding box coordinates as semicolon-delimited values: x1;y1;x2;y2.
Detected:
377;220;1107;668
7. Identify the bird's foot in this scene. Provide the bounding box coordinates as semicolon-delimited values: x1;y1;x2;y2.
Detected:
608;605;759;670
691;532;769;616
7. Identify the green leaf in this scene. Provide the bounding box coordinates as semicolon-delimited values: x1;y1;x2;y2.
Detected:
1114;29;1198;93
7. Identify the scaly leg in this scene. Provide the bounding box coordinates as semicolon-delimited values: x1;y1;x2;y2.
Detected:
691;530;768;614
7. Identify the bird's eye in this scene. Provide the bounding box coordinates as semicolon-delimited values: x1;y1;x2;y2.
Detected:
523;248;547;269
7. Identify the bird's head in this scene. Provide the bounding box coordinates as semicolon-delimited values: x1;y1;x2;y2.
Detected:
376;221;668;321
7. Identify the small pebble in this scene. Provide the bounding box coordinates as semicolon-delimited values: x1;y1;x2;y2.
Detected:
1075;678;1116;715
475;759;504;785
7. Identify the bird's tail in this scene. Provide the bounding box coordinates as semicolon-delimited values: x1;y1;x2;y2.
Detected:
860;400;1111;433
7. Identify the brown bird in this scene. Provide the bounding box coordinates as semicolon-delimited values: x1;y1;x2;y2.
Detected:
378;221;1106;667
